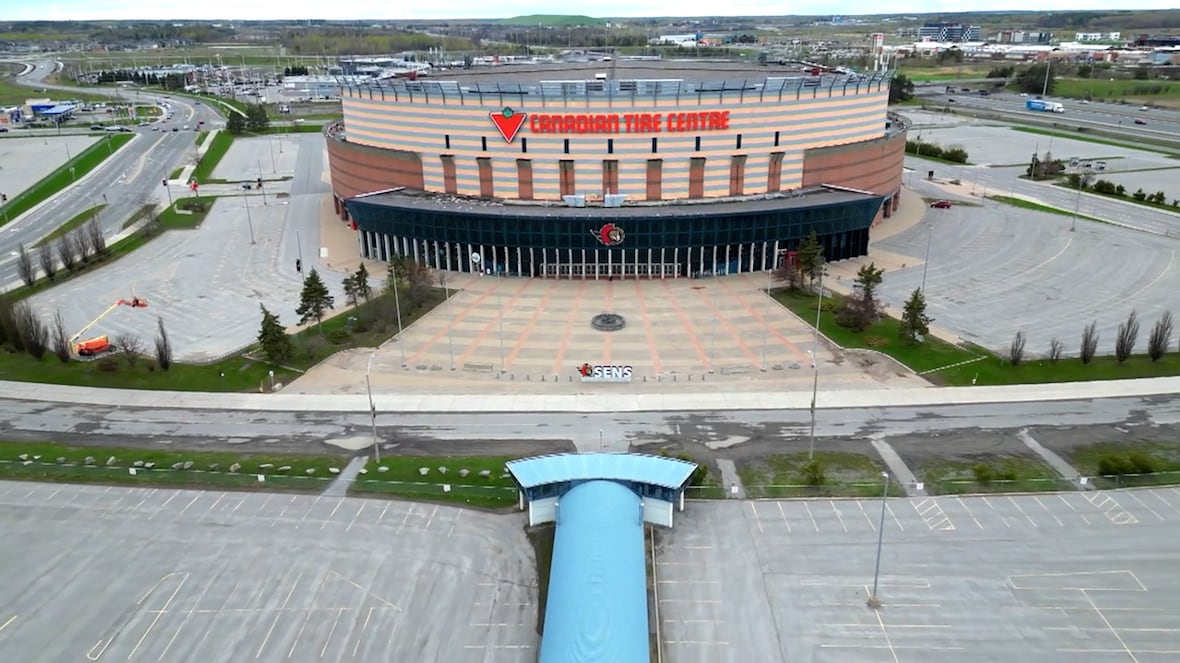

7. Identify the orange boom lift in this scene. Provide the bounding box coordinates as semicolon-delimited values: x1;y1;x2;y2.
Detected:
70;296;149;356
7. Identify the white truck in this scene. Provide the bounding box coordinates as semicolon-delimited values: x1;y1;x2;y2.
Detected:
1026;99;1065;113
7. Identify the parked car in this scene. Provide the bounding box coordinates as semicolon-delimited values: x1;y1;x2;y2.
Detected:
90;124;104;131
930;200;954;209
1134;119;1148;125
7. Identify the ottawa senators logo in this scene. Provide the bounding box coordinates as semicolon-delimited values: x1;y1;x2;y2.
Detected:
592;223;625;246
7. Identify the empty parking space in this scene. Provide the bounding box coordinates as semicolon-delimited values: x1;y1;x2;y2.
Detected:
662;490;1180;662
0;482;536;663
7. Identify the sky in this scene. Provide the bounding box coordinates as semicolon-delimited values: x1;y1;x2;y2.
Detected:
7;2;1179;22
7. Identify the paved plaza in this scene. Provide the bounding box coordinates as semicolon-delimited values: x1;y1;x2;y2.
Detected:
210;134;302;183
0;481;537;663
658;487;1180;663
292;272;927;394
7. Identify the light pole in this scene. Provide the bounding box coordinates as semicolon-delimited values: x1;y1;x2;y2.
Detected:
599;429;604;452
440;268;455;371
257;160;267;205
497;255;505;373
244;195;255;245
869;471;890;608
390;263;406;367
761;257;772;371
808;267;824;460
1070;166;1089;233
1041;58;1052;98
295;230;304;274
365;353;381;463
921;213;935;292
709;274;718;373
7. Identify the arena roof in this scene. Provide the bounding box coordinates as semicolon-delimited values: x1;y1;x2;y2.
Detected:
538;479;649;663
506;452;697;491
352;186;881;219
410;60;829;86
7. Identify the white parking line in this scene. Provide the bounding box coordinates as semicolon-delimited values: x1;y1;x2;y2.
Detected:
1151;489;1180;516
857;501;877;531
126;574;188;660
884;502;905;532
1033;496;1064;527
178;494;201;516
955;497;983;529
830;501;848;533
320;608;345;657
257;572;302;659
1085;492;1139;525
1125;491;1164;521
749;502;764;534
913;498;954;531
255;494;273;515
777;501;791;533
980;497;1011;528
803;502;820;532
1056;494;1091;526
321;498;345;530
1007;496;1038;527
346;503;366;533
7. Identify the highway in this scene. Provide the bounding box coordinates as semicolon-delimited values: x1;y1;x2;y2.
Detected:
0;61;224;289
916;87;1180;140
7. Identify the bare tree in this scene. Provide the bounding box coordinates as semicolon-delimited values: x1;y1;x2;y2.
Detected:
1047;337;1063;364
37;242;57;281
51;310;71;363
56;237;77;272
114;333;145;367
12;301;48;359
72;229;93;263
1008;330;1027;367
1080;321;1099;365
16;243;36;287
0;296;19;350
1115;310;1140;363
153;317;173;370
1147;312;1173;362
86;218;108;257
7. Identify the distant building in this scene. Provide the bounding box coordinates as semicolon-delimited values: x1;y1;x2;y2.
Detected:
1134;34;1180;48
994;30;1054;45
918;22;981;43
1075;32;1121;42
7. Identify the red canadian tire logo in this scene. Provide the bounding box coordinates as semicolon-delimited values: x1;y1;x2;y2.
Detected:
489;107;527;143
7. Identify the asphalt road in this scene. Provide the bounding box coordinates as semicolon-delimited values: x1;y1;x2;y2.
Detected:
0;61;224;290
0;392;1176;455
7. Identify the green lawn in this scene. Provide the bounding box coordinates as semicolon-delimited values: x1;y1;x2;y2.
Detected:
0;133;133;228
0;440;347;492
0;286;447;391
190;131;232;183
1067;441;1180;489
919;457;1068;495
1012;126;1180;158
1050;183;1180;213
0;69;110;106
195;130;209;146
774;288;1180;385
737;451;903;498
904;149;970;166
349;455;520;508
1052;78;1180;104
34;205;105;247
986;195;1107;223
159;196;216;229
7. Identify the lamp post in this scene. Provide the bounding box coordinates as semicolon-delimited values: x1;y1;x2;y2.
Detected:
869;471;890;608
808;267;824;460
1070;166;1090;233
390;264;406;367
497;264;505;374
761;259;771;372
709;273;718;373
440;268;455;371
257;160;267;205
1041;58;1052;98
921;212;935;292
365;353;381;463
244;195;255;245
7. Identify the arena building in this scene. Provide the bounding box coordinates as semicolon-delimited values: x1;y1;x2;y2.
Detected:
326;62;907;278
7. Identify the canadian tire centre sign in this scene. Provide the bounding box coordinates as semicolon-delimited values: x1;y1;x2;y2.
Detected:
490;106;731;143
578;364;634;383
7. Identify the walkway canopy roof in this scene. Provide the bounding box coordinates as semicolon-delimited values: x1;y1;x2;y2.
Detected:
506;452;696;492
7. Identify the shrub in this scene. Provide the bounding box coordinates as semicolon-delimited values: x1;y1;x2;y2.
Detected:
1126;451;1157;475
325;327;351;345
972;464;995;485
801;459;826;486
95;356;120;373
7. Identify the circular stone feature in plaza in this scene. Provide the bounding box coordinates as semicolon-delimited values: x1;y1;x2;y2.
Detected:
591;313;626;332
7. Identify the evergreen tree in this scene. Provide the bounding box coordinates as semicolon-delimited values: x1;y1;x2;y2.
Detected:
354;263;372;302
257;304;293;363
836;262;885;331
295;268;335;332
245;104;269;132
797;231;825;290
899;288;933;344
343;274;360;307
226;111;245;135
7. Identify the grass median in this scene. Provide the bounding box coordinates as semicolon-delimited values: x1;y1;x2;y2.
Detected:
0;440;348;492
773;288;1180;386
736;451;905;498
0;133;133;228
1067;441;1180;489
1012;126;1180;158
348;455;520;509
986;195;1107;223
190;131;232;183
34;204;106;247
919;457;1069;495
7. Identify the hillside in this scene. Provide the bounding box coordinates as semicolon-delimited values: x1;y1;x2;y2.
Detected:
498;15;605;27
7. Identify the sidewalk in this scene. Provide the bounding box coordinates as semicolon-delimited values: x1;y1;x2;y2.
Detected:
1;376;1177;413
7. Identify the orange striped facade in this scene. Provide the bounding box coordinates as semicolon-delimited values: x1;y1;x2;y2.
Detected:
337;86;890;202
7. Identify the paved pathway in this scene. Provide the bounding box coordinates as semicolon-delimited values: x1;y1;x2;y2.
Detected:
322;455;369;497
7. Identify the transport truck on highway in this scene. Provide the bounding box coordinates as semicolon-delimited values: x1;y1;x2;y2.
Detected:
1026;99;1065;113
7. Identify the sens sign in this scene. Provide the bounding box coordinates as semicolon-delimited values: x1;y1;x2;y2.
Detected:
579;364;634;383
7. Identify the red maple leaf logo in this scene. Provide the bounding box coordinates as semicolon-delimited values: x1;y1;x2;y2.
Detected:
489;107;527;143
578;363;592;377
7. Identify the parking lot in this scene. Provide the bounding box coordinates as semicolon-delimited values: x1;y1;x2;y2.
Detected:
0;481;537;662
658;488;1180;662
0;135;100;199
